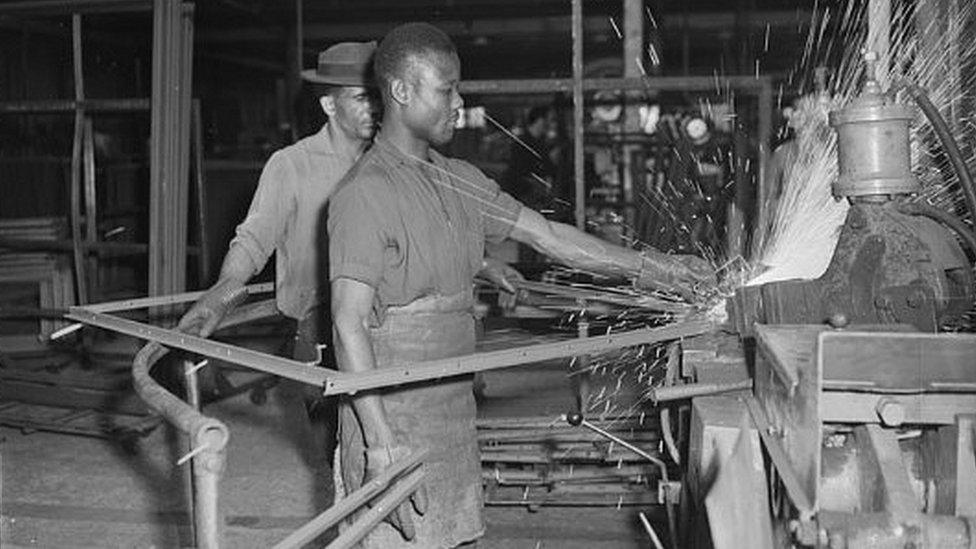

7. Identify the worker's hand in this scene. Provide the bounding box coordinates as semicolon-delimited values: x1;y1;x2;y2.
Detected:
634;251;717;301
477;257;524;310
176;278;248;338
365;444;429;541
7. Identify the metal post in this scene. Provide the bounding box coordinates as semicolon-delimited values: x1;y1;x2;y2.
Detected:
571;0;585;230
183;359;201;543
149;0;192;300
192;436;225;549
149;0;169;298
82;117;98;298
622;0;644;229
755;79;773;259
867;0;891;87
573;299;590;413
192;100;211;284
70;13;89;304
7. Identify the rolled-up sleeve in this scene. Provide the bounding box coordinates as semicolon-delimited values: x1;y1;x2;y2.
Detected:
474;170;523;243
328;183;388;288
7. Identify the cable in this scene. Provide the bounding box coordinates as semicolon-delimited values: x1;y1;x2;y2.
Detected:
897;202;976;260
898;80;976;228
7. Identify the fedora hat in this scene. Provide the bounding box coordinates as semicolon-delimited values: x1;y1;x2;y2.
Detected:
301;41;376;86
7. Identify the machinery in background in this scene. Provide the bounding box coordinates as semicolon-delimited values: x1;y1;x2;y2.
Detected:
687;53;976;548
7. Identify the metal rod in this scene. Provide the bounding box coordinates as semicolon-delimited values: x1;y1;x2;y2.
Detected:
755;80;773;255
272;450;427;549
192;99;211;284
0;237;202;256
571;0;585;230
81;282;272;313
82;117;98;299
514;279;690;313
660;407;681;466
68;308;335;387
867;0;892;88
184;360;201;410
323;319;714;396
638;511;666;549
0;0;151;15
650;379;753;402
182;359;201;544
149;0;166;298
191;425;225;549
572;414;677;548
457;76;770;95
575;417;665;473
0;98;151;113
325;467;427;549
70;13;89;305
174;3;194;294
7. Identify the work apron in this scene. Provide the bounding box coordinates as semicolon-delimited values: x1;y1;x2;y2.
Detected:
338;292;484;548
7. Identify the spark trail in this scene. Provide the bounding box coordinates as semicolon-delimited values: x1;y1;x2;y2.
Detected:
751;2;976;286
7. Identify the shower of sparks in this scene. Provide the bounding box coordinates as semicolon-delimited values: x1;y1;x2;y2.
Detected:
583;0;976;420
647;44;661;67
645;7;658;29
608;17;622;40
750;1;976;289
465;1;976;427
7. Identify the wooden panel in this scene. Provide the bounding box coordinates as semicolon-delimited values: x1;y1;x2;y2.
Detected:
819;330;976;392
954;415;976;516
821;392;976;425
753;324;823;512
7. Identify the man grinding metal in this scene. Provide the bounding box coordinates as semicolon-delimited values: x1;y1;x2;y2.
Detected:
329;23;714;548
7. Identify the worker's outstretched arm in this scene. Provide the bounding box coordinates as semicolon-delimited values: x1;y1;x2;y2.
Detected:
507;207;715;299
331;276;427;540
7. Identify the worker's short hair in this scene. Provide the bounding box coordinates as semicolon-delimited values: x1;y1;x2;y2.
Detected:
374;22;457;99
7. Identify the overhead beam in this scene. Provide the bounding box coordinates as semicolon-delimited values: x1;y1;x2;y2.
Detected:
459;76;771;95
197;11;813;45
0;0;151;15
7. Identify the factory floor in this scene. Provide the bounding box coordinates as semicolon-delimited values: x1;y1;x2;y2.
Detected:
1;333;652;548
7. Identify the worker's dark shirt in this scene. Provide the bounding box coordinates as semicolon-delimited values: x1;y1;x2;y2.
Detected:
328;135;523;318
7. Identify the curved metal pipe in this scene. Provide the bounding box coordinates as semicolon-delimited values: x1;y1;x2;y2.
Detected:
133;341;228;548
133;342;230;448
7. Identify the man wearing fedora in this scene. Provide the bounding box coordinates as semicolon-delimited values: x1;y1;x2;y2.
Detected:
179;41;378;344
177;41;379;510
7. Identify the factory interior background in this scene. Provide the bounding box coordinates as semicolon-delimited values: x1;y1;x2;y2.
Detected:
1;0;975;547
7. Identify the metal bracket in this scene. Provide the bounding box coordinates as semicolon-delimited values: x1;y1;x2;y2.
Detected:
66;307;337;387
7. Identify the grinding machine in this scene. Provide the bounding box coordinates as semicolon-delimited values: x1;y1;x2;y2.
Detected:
684;54;976;548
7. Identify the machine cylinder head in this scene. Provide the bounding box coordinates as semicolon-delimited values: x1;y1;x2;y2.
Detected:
829;56;920;198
